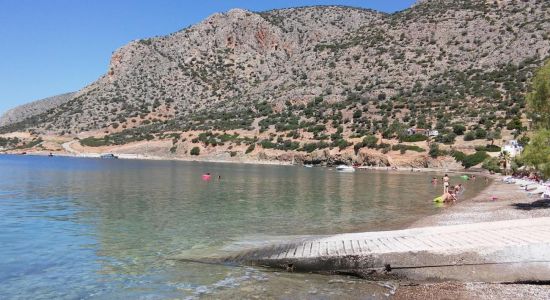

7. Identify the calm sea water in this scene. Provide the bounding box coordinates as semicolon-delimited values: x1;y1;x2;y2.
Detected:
0;155;488;299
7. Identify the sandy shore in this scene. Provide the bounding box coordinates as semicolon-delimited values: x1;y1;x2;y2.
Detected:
394;179;550;299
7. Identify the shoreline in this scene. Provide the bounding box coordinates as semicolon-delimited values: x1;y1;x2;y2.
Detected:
3;151;298;166
394;177;550;299
3;138;470;170
3;151;488;175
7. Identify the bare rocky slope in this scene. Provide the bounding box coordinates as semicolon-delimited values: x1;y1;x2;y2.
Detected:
1;0;550;166
0;92;75;127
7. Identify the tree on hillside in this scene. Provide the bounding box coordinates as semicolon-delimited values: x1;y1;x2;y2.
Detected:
523;59;550;177
499;150;511;175
190;147;200;156
521;130;550;178
453;124;466;135
527;59;550;130
486;130;501;146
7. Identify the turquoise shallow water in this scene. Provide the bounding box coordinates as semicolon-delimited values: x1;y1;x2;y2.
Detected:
0;155;488;299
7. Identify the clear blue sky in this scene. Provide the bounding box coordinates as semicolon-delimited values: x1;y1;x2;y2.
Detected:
0;0;415;114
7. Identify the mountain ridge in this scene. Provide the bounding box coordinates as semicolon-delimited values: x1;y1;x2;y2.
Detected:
1;0;549;165
0;92;75;127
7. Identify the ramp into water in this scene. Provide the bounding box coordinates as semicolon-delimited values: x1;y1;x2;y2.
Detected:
205;217;550;282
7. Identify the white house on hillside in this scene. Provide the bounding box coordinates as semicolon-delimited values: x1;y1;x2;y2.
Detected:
406;128;439;137
502;140;523;157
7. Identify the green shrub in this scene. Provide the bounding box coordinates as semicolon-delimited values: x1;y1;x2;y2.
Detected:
363;135;378;148
333;139;352;150
353;135;378;153
392;144;425;153
475;144;501;152
301;143;318;153
13;138;43;149
0;137;20;149
475;128;487;139
482;157;501;173
437;132;456;144
461;151;489;168
429;143;447;158
463;131;475;141
259;139;277;149
518;135;530;147
80;137;108;147
353;142;363;154
245;144;255;154
506;117;523;131
451;150;466;162
401;134;428;142
190;147;200;156
300;141;329;153
453;124;466;135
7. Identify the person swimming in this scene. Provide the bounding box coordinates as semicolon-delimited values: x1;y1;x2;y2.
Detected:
443;188;457;202
454;184;463;193
434;189;457;203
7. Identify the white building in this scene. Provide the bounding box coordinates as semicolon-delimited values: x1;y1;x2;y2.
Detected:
502;140;523;157
428;130;439;137
406;128;439;137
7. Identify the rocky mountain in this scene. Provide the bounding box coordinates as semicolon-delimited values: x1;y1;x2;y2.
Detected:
2;0;550;147
0;92;75;127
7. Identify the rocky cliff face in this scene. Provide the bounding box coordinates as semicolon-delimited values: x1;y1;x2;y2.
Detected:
0;92;75;127
2;1;550;136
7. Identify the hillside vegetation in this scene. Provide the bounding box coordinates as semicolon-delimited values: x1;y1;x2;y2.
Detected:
1;0;549;166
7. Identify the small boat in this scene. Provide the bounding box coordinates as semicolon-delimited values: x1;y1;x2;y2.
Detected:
336;165;355;172
303;164;314;168
100;153;118;159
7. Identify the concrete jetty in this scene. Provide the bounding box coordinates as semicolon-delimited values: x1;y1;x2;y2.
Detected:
219;217;550;282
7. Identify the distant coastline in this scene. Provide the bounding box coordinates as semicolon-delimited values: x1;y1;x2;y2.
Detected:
2;150;493;175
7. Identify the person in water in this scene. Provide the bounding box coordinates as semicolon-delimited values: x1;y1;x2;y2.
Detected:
441;188;457;203
443;174;450;193
454;184;462;193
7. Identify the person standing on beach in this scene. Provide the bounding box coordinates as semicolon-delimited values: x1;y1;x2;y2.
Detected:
443;174;450;193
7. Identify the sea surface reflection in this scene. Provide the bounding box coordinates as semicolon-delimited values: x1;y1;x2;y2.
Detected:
0;155;488;299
